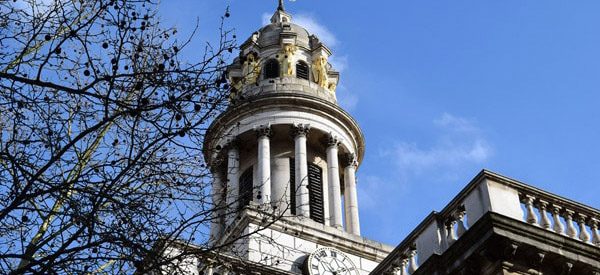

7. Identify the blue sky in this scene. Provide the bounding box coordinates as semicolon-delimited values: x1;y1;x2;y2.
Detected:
159;0;600;245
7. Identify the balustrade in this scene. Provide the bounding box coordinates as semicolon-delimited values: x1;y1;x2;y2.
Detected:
374;171;600;275
519;192;599;245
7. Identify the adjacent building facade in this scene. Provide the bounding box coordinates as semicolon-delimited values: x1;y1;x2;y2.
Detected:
172;2;600;275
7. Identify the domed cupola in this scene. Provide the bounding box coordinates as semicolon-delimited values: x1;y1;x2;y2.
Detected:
226;0;339;103
205;0;364;246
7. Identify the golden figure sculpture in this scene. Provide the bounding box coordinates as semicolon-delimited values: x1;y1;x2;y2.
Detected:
280;44;297;76
242;53;260;85
228;75;243;101
328;82;337;93
312;56;329;88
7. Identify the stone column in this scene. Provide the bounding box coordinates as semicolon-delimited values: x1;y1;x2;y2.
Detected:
293;123;310;218
327;135;343;229
226;141;239;226
255;125;272;205
344;153;360;235
209;170;225;243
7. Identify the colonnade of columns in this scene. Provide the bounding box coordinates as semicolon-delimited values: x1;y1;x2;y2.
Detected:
216;124;361;236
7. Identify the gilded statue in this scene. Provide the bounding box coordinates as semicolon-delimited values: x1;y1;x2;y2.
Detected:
242;53;260;85
279;44;297;76
328;82;337;93
312;56;329;88
228;74;243;101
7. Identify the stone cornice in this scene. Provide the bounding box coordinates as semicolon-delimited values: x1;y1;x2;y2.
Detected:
220;206;393;263
414;212;600;275
204;92;365;168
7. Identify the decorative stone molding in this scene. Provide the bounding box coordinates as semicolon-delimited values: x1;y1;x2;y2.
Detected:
254;124;272;138
291;123;310;138
327;133;341;148
344;152;358;168
224;137;240;150
370;170;600;275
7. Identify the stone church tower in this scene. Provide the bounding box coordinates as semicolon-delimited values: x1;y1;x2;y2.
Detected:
201;1;392;275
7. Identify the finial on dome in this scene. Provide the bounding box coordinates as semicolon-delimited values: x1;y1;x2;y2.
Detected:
270;0;292;24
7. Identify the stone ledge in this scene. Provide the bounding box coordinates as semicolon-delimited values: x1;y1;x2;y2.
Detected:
411;212;600;275
220;206;394;263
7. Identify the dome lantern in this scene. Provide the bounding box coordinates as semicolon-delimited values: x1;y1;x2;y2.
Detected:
226;2;340;103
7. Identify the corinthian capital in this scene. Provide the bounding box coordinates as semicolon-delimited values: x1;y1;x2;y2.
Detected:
327;133;341;148
292;123;310;138
345;153;358;168
254;124;272;138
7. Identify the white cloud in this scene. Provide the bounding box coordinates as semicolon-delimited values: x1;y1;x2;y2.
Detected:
328;55;348;72
293;14;338;48
261;12;272;25
390;113;493;176
336;84;358;111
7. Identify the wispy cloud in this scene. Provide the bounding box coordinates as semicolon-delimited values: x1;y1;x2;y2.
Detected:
328;55;348;72
293;14;338;48
359;113;493;242
336;84;357;111
390;113;493;176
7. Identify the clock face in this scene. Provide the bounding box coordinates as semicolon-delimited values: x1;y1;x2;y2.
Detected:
304;247;359;275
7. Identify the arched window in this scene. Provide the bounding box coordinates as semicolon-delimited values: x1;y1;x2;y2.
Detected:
289;159;325;224
264;59;280;79
296;61;309;80
238;168;253;211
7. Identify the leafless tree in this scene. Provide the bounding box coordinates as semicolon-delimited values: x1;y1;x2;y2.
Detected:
0;0;247;273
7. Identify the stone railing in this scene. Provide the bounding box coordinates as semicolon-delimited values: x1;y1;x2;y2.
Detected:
372;170;600;275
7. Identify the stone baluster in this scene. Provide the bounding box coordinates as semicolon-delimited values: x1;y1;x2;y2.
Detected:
524;195;538;226
391;266;403;275
255;125;272;205
577;214;591;242
538;200;552;230
205;264;214;275
455;207;468;237
293;123;311;218
446;219;458;244
408;249;419;274
591;218;600;246
552;205;565;235
399;258;408;275
326;134;343;229
564;209;577;238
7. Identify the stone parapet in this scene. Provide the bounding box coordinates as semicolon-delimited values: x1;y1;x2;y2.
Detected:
371;170;600;275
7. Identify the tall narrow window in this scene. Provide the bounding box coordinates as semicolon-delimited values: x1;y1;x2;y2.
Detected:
307;163;324;223
296;61;309;80
289;158;296;215
264;59;280;79
238;168;253;211
289;158;325;224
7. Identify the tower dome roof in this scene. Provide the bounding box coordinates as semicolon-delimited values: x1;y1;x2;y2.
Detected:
255;23;311;49
226;2;340;104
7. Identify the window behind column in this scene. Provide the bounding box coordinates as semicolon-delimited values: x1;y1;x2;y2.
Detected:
307;163;324;223
289;158;296;215
238;167;253;211
289;158;325;224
